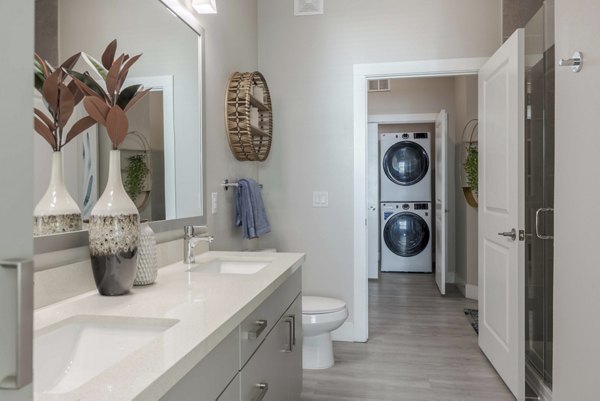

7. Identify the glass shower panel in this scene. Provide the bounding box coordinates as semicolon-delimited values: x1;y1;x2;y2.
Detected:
524;2;554;388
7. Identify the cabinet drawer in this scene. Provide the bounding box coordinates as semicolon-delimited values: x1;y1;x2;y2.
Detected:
217;375;240;401
161;330;240;401
239;269;301;367
240;313;289;401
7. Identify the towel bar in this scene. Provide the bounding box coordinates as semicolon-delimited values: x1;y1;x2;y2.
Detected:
222;179;263;191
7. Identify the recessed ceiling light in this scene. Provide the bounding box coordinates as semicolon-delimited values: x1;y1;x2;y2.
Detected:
192;0;217;14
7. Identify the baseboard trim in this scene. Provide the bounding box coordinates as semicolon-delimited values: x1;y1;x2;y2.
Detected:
331;321;355;342
465;284;478;300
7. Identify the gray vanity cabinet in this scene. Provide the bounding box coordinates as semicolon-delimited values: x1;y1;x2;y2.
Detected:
240;312;288;400
217;376;240;401
285;296;303;401
162;268;302;401
240;295;302;401
160;329;240;401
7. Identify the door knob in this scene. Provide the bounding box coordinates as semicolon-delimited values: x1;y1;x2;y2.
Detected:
369;206;376;211
559;51;583;73
497;228;516;241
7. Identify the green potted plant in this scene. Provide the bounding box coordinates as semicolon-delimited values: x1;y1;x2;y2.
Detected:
124;153;150;203
465;144;478;195
461;119;478;208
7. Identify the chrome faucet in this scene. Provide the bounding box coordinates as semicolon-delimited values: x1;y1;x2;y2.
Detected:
183;225;214;264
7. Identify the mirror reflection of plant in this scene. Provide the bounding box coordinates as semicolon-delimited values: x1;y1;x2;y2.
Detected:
33;53;97;151
465;144;478;194
69;39;151;150
125;154;150;202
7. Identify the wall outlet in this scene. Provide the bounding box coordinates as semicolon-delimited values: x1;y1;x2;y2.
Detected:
211;192;218;214
313;191;329;207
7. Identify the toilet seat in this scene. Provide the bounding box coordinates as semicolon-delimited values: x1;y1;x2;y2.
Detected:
302;296;346;315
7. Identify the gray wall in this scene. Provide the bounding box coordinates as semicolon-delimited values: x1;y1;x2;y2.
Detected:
503;0;544;41
0;1;34;400
453;75;479;293
553;0;600;399
194;0;261;251
257;0;502;330
34;0;57;65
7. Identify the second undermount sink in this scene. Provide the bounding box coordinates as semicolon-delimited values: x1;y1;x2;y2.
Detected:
187;257;274;275
34;315;178;394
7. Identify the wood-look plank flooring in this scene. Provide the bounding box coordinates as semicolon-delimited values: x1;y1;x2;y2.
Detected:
301;273;515;401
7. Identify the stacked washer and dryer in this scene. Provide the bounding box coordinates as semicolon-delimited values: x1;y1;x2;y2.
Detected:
379;132;433;273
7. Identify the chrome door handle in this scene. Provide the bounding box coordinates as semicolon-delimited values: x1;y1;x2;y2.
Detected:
369;206;376;211
253;383;269;401
498;228;517;241
0;259;33;389
248;320;267;340
535;208;554;240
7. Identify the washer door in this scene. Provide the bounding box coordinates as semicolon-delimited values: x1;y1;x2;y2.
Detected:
383;141;429;186
383;212;430;257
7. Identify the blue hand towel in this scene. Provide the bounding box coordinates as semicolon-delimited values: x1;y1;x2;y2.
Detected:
235;179;271;239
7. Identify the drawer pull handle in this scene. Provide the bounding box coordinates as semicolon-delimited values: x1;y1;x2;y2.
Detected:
289;314;296;346
0;259;33;389
283;317;293;352
248;320;267;340
253;382;269;401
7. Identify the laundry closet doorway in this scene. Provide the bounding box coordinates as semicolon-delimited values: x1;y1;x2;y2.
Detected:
352;57;488;344
366;75;479;298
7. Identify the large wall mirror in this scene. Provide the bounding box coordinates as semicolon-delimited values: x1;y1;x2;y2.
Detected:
34;0;205;253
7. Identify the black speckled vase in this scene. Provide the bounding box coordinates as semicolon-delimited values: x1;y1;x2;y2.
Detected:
89;150;140;296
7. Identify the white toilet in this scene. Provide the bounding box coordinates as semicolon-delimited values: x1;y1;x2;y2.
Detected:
302;296;348;370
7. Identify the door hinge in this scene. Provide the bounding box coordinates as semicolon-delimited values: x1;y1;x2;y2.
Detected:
519;230;525;241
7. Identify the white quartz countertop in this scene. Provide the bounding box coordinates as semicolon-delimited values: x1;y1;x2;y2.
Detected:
34;251;305;401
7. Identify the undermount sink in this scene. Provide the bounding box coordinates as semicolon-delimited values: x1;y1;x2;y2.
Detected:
187;257;273;275
34;315;178;394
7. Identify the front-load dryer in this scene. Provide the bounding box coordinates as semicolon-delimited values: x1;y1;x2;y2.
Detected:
380;132;431;202
381;202;432;273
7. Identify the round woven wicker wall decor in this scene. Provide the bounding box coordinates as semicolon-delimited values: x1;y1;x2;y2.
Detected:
225;71;273;161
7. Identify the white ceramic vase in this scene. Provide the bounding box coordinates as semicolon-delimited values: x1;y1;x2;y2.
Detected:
134;222;158;286
89;150;140;296
33;151;82;236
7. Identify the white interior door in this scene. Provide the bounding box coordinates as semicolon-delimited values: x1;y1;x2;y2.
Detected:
367;123;379;279
435;110;448;295
478;28;525;401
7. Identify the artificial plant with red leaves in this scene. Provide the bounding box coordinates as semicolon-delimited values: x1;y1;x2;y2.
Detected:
33;53;96;151
70;39;151;150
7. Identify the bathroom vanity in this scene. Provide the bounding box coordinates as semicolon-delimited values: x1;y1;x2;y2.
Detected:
33;252;304;401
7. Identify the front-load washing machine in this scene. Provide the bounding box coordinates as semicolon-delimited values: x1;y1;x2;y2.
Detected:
380;132;431;202
381;202;432;273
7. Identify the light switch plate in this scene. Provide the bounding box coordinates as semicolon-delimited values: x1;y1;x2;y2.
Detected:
211;192;218;214
313;191;328;207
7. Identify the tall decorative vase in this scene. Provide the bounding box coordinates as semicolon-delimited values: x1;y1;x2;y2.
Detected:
89;150;140;296
33;151;82;236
